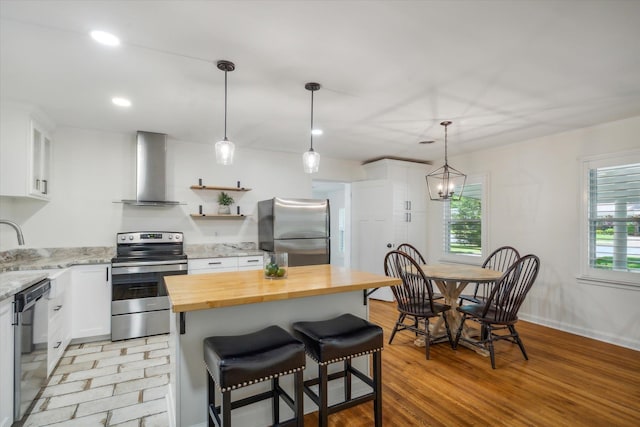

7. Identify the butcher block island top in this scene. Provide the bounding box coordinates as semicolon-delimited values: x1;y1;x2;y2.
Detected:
165;264;401;312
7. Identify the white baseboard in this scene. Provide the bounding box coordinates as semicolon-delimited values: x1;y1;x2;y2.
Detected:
518;313;640;351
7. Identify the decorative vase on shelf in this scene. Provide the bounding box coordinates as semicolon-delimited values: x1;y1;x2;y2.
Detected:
218;205;231;214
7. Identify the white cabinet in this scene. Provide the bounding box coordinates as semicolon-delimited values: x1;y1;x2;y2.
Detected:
363;159;429;253
237;255;264;271
0;104;54;200
29;121;52;198
353;159;429;301
47;269;71;376
188;257;237;274
0;298;14;427
71;265;111;340
188;255;264;274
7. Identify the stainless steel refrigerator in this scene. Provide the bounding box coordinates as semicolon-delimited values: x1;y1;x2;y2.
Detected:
258;197;330;266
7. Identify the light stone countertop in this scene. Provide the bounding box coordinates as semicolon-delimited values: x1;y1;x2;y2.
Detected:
0;242;263;302
0;270;51;301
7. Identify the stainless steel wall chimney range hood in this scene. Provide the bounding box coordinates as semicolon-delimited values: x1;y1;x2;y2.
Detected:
121;131;181;206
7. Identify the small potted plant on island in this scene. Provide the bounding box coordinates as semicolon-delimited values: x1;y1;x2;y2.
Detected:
217;191;234;214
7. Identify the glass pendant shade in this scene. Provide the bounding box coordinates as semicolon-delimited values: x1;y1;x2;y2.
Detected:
215;60;235;165
425;120;466;201
303;148;320;173
303;82;321;174
215;138;235;165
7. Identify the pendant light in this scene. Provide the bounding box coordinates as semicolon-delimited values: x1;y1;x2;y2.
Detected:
215;60;235;165
303;82;321;174
426;121;466;201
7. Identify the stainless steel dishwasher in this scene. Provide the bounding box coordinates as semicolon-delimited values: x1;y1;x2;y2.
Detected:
14;278;51;424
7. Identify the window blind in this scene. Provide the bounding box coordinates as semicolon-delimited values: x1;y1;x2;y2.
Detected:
588;163;640;272
445;182;482;256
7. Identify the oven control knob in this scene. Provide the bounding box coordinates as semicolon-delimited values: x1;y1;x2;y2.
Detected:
128;235;134;240
168;235;173;239
176;234;182;241
120;235;126;241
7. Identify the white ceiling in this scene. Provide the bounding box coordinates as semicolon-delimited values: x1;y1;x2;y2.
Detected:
1;0;640;164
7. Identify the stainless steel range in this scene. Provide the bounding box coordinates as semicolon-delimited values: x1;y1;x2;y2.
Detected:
111;231;187;341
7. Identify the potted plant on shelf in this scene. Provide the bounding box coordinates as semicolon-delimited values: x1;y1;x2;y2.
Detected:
217;191;234;214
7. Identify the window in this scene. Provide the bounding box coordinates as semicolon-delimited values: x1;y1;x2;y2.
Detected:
581;152;640;286
588;164;640;272
443;176;486;261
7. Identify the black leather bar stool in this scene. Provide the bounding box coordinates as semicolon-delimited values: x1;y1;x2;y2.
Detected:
203;325;306;427
292;314;384;427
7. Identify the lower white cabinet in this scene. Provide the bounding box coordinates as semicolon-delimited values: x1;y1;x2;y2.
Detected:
71;264;111;339
237;255;264;271
188;257;237;274
0;298;14;427
47;269;71;376
188;255;264;274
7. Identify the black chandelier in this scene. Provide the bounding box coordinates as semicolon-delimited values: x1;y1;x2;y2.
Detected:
425;121;466;201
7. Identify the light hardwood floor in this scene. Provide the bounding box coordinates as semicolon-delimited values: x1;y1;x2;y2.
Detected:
303;300;640;426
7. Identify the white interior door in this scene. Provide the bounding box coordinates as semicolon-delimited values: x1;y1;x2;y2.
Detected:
351;180;395;301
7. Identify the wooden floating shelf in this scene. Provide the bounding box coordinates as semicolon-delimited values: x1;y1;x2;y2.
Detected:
190;185;251;192
190;214;246;219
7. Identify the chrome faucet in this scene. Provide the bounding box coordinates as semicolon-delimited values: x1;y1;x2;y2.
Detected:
0;219;25;245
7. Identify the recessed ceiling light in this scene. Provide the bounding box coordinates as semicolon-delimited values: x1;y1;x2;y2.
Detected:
311;129;323;136
90;30;120;46
112;97;131;107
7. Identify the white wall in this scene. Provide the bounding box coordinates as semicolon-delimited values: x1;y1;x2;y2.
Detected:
425;115;640;350
0;125;365;249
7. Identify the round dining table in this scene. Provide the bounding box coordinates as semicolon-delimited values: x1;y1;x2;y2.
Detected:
417;263;503;355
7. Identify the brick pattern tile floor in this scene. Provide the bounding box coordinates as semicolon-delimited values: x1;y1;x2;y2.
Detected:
21;335;170;427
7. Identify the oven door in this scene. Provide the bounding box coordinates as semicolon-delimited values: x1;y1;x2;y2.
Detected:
111;263;187;315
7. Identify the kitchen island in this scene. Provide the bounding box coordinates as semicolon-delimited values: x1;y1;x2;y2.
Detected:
164;264;400;427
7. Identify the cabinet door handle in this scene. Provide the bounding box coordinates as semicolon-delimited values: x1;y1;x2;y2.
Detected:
53;341;62;349
408;213;412;222
106;266;109;281
246;259;259;263
208;261;222;265
408;201;412;210
42;179;48;194
54;305;63;311
35;179;40;190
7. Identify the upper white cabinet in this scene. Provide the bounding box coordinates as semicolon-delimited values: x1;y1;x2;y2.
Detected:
0;103;54;200
70;264;111;340
29;121;52;198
